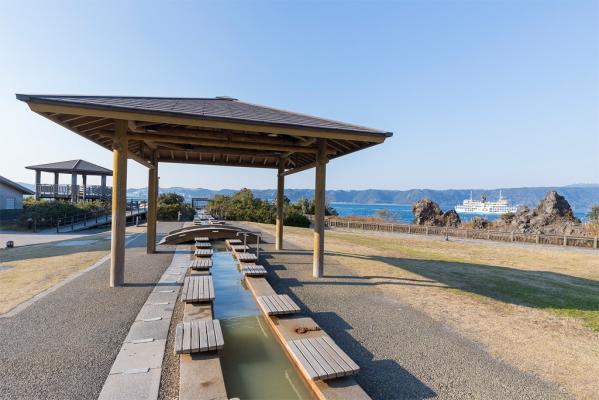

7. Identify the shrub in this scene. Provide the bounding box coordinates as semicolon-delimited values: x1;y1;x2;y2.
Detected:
157;192;194;221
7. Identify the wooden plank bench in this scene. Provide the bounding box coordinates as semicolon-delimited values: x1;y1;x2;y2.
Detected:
194;236;209;242
240;264;267;276
225;239;242;249
257;294;300;315
174;319;224;354
194;241;212;249
236;252;257;263
181;275;215;303
194;248;214;258
231;244;250;252
287;336;360;381
189;257;212;270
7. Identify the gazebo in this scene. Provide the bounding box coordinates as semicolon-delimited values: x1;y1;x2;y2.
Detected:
26;159;112;202
17;95;392;286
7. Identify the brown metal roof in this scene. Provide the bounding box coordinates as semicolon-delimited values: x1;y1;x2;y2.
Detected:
16;95;392;172
26;159;113;175
16;95;391;136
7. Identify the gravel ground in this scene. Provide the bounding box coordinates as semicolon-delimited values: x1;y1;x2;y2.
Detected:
0;223;179;400
252;226;569;400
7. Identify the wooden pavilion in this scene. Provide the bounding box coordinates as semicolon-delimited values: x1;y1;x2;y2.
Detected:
17;95;392;286
26;159;112;202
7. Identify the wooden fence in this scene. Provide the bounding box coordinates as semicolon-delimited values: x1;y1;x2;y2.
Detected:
322;218;598;250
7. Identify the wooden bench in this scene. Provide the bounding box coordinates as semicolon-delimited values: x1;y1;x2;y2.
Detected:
194;236;209;242
189;258;212;270
194;241;212;249
287;336;360;381
240;264;267;276
174;319;224;354
236;252;257;263
231;244;250;252
257;294;300;315
194;248;214;258
181;275;215;303
225;239;242;249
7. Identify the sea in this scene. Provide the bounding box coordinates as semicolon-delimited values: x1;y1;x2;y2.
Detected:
330;203;588;224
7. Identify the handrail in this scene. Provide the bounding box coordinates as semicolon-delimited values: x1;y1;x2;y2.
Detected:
320;217;598;250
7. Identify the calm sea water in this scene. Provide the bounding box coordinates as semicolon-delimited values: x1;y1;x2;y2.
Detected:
330;203;588;223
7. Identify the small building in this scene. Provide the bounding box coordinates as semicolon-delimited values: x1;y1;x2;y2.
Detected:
0;175;35;210
26;159;112;202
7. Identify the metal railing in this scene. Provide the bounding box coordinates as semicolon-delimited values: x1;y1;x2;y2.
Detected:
321;218;598;250
52;201;146;233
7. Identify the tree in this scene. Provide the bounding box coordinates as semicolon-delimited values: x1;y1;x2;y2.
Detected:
158;193;185;206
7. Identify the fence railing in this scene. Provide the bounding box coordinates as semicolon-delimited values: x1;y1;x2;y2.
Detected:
322;218;598;250
36;184;112;199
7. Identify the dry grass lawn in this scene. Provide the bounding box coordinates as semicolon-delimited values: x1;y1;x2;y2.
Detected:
248;223;599;399
0;230;139;315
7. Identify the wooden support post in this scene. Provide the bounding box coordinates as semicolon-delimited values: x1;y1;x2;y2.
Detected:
35;170;41;200
110;120;128;287
313;139;327;278
71;173;77;202
53;172;59;197
82;174;87;202
275;161;285;250
100;175;106;200
146;151;159;254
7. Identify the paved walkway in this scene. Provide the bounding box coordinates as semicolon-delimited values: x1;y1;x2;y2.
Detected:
0;228;110;249
0;223;180;400
251;226;568;400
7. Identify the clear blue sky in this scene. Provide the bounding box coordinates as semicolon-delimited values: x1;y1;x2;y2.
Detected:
1;0;597;190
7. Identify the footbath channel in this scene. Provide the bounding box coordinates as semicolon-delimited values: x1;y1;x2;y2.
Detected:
210;242;315;400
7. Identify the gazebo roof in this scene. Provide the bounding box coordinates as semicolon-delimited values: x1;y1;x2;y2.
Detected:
26;159;113;176
16;95;392;173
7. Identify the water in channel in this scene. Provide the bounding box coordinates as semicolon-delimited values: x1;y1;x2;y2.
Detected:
210;244;314;400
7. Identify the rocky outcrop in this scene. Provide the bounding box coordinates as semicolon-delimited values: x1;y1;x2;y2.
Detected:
412;198;461;227
494;191;583;235
470;216;490;229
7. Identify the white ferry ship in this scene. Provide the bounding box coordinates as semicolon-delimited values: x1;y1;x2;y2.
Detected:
455;191;519;214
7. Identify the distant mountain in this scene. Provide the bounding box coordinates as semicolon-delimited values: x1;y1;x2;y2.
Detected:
126;185;599;212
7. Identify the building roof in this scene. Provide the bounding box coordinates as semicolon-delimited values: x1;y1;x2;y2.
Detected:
0;175;35;195
26;159;113;175
16;95;392;136
16;95;392;172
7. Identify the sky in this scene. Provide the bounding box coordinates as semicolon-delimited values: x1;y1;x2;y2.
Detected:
0;0;597;191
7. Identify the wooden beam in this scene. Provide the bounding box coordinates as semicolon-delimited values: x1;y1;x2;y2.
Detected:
313;138;327;278
146;151;158;254
124;132;326;154
276;161;285;250
27;102;387;143
280;161;318;177
110;120;128;287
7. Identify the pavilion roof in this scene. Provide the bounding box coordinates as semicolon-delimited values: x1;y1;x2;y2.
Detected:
26;159;113;175
16;95;392;172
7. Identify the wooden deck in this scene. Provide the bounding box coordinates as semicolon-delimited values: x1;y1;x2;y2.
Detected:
194;248;214;258
175;319;224;354
240;263;267;276
194;241;212;249
189;258;212;270
181;276;215;303
257;294;300;315
235;252;257;263
287;336;360;380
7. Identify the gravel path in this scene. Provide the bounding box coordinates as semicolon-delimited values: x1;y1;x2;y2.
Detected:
0;223;180;400
253;227;569;400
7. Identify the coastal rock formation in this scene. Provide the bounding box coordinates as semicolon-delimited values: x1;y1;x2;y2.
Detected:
412;198;461;227
494;191;583;235
441;210;461;227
